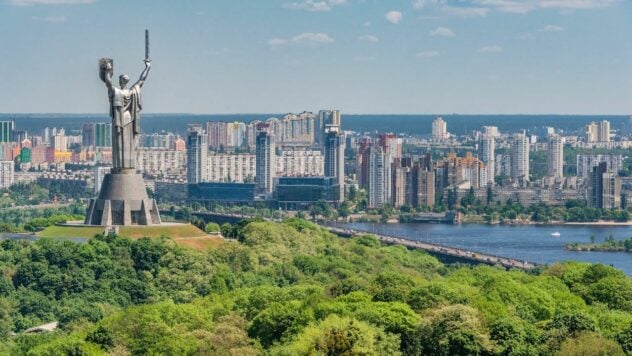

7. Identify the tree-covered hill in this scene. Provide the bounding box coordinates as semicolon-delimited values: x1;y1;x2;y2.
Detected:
0;218;631;355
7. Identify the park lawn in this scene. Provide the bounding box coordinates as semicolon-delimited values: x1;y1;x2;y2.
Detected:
172;236;224;250
37;225;104;238
118;224;207;239
38;224;208;240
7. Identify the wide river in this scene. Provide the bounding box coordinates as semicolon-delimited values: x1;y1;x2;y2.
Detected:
333;222;632;275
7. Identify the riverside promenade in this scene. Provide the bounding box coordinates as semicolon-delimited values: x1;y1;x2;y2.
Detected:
326;226;539;270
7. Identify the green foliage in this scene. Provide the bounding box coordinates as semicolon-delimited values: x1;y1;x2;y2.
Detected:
271;315;401;356
204;222;220;233
0;218;630;354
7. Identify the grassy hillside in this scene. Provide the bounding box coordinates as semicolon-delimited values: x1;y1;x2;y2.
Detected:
1;218;631;355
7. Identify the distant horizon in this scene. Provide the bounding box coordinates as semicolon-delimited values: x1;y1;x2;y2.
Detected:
0;113;630;117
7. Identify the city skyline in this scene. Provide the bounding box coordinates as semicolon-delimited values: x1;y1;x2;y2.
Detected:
1;0;631;115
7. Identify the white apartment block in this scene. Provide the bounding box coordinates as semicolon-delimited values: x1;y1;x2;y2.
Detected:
207;153;256;183
0;161;14;189
135;148;186;177
277;149;324;177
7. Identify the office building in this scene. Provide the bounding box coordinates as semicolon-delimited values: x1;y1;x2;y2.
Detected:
188;182;255;206
275;177;340;209
186;124;208;183
324;128;345;202
432;117;448;140
255;130;275;194
511;133;529;183
547;134;564;180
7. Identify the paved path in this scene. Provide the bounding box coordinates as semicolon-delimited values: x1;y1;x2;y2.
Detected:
326;226;539;270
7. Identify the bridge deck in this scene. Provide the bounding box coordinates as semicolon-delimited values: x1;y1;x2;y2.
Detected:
326;226;538;270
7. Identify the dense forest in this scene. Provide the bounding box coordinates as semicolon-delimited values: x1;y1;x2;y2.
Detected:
0;218;631;355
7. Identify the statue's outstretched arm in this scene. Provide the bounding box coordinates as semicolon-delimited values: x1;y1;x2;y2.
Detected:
134;60;151;88
101;61;114;90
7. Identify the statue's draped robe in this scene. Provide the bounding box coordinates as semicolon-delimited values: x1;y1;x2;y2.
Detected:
108;85;142;170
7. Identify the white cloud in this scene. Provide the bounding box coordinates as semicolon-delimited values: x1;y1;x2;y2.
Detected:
363;21;371;27
385;11;403;24
268;38;288;46
478;45;503;53
282;0;347;12
31;15;66;22
442;6;489;17
417;50;440;58
516;32;536;40
292;32;335;44
538;0;620;10
412;0;620;16
268;32;334;47
358;35;379;43
10;0;93;4
430;26;455;37
539;24;565;32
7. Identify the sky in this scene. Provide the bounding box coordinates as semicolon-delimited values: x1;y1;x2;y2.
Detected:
0;0;631;115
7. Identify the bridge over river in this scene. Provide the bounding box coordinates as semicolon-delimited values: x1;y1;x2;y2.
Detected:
325;226;539;270
193;212;539;270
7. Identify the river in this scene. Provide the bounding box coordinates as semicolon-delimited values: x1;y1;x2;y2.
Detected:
333;223;632;275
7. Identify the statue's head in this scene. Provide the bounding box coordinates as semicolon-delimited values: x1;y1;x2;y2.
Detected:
119;74;130;88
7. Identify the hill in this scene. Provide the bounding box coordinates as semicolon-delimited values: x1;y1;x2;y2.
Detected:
1;218;631;354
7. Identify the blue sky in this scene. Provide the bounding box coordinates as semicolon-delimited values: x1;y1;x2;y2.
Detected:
0;0;630;114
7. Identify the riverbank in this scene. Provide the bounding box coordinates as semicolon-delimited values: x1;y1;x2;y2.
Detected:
566;237;632;253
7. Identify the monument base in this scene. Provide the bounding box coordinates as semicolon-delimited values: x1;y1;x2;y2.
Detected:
85;171;161;226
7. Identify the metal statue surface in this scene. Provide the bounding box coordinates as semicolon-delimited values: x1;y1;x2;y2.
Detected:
98;29;151;172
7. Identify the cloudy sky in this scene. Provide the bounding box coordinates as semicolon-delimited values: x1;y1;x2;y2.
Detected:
0;0;630;114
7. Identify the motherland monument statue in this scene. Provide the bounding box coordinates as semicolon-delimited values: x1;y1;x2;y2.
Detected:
85;30;162;226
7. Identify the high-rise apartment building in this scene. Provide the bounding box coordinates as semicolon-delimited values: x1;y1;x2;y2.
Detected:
368;145;386;208
324;129;345;202
186;125;208;184
208;153;256;183
255;131;275;194
598;120;611;142
589;162;621;209
511;133;529;183
94;166;112;195
547;134;564;180
0;121;15;143
432;117;448;140
0;161;14;189
576;154;623;180
479;135;495;185
585;121;611;143
317;110;341;147
53;134;68;152
356;137;372;190
482;126;499;138
83;122;112;148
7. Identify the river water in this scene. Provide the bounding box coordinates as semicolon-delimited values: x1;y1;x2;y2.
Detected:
333;223;632;275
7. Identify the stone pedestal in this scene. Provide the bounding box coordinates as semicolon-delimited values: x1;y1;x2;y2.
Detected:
85;170;161;226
